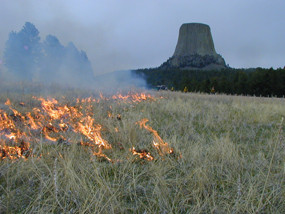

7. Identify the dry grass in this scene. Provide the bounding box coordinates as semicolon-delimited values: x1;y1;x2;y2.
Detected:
0;87;285;213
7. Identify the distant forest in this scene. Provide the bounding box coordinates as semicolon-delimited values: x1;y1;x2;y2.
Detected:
2;22;94;85
134;67;285;97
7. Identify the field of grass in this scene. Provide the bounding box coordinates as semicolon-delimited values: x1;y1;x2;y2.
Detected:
0;86;285;213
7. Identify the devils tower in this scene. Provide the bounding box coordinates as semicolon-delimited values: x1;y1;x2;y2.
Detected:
160;23;226;70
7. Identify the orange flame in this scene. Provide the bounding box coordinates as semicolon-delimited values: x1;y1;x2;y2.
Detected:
26;112;40;130
130;147;154;161
137;118;174;156
77;116;111;149
0;92;163;161
5;99;11;106
0;140;31;160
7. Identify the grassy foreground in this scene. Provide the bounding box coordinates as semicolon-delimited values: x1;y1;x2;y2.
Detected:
0;90;285;213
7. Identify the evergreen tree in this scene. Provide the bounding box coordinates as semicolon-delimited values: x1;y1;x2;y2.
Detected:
40;35;65;82
4;22;42;80
60;42;94;85
236;71;248;95
135;67;285;97
4;22;94;85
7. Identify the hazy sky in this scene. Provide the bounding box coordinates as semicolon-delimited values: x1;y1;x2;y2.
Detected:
0;0;284;74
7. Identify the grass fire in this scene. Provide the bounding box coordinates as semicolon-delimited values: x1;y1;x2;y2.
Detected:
0;92;172;162
0;88;284;213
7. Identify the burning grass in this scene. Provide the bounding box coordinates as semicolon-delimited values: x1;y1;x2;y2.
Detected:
0;89;285;213
0;92;173;162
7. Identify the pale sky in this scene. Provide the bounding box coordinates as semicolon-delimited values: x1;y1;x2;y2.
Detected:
0;0;284;74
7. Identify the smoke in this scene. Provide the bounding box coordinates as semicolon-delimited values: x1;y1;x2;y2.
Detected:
0;22;147;93
0;65;147;96
0;70;147;97
0;27;147;94
92;70;147;94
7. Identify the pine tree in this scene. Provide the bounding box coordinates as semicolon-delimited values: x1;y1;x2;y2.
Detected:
4;22;42;80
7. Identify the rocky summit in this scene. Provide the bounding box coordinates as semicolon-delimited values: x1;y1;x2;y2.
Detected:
160;23;226;70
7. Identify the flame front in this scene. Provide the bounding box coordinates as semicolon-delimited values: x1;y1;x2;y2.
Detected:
0;92;171;162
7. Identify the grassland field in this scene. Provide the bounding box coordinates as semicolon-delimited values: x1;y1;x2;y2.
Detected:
0;84;284;213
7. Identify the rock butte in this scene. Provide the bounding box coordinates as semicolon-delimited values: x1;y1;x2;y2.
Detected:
160;23;227;70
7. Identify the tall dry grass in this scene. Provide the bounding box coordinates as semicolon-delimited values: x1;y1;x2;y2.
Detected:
0;89;285;213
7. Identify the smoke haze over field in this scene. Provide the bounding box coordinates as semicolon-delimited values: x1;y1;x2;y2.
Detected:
0;0;285;76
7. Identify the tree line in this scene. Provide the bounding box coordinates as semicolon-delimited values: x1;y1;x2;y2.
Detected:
134;67;285;97
2;22;94;86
